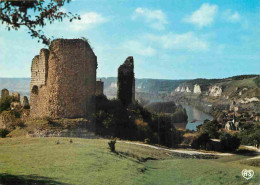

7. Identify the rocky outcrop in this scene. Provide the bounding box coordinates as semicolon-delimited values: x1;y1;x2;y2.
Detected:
175;86;181;92
186;87;192;93
193;84;201;94
174;86;192;93
208;85;222;97
239;97;260;104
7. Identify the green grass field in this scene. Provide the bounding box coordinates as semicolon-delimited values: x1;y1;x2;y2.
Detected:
0;137;259;185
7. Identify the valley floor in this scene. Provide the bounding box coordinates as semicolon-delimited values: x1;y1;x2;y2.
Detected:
0;137;259;185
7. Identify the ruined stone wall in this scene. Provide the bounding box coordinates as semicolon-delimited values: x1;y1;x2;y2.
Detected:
1;89;9;98
30;39;97;119
96;80;104;95
117;56;135;106
30;49;49;88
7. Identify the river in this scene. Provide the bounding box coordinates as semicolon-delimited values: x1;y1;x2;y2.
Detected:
174;104;214;131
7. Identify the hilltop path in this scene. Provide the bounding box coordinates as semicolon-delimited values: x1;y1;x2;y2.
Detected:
119;141;233;156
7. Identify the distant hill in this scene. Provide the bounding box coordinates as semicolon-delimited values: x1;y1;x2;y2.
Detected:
0;78;30;97
0;77;186;98
1;75;258;100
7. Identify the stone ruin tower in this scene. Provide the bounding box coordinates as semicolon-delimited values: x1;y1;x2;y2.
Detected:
117;56;135;106
30;39;97;118
96;80;104;95
1;89;9;98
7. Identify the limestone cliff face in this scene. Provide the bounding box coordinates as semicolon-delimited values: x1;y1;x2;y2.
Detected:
174;86;192;93
175;86;181;92
208;85;222;97
193;84;201;94
186;87;191;93
180;87;185;92
239;97;260;104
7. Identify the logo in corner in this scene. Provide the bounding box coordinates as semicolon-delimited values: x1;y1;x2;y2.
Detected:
241;169;254;180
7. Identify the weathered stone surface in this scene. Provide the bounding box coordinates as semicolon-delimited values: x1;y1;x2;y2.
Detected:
30;39;97;119
175;86;181;92
186;87;191;93
117;56;135;106
31;49;49;87
22;96;30;108
193;84;201;94
11;92;20;102
1;88;9;98
239;97;260;104
174;86;192;93
96;80;104;95
208;85;222;96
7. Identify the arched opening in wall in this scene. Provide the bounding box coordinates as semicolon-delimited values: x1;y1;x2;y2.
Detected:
32;85;39;95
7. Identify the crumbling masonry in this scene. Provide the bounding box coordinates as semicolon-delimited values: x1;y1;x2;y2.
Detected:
117;56;135;106
30;39;97;118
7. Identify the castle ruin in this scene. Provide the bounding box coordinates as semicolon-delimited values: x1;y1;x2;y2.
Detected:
1;89;9;98
96;80;104;95
30;39;97;118
117;56;135;106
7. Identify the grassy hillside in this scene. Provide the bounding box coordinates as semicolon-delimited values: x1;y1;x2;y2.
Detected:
0;137;259;185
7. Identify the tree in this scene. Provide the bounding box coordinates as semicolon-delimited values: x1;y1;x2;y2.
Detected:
0;95;12;113
220;132;240;152
200;119;221;139
191;133;210;149
0;0;80;45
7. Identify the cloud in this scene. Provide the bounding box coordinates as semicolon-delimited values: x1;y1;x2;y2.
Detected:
146;32;209;51
132;7;168;30
70;12;108;31
184;3;218;28
223;10;241;22
123;40;156;56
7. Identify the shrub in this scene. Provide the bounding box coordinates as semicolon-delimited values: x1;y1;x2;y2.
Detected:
144;138;150;144
11;110;21;118
108;138;117;152
0;95;12;113
220;132;240;151
151;114;184;147
183;133;197;145
238;124;260;148
0;129;9;138
200;119;221;139
191;133;210;150
145;101;177;113
170;107;188;123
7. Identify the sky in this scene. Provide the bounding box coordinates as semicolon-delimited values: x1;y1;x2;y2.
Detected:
0;0;260;79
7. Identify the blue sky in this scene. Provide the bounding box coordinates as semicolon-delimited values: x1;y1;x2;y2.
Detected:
0;0;259;79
